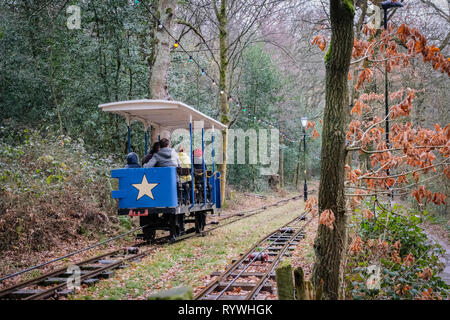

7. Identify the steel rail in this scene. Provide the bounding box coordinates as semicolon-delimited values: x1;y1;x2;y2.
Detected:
0;225;147;283
0;249;123;299
246;217;313;300
205;195;305;233
1;194;307;299
214;215;307;300
194;212;308;300
24;248;154;300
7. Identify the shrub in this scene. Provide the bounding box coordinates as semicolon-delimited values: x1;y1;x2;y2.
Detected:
344;201;448;300
0;126;127;252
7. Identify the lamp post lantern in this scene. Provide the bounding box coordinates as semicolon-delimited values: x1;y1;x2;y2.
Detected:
301;117;308;201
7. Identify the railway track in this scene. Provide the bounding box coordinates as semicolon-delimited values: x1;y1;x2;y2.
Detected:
0;245;153;300
0;194;305;300
195;212;311;300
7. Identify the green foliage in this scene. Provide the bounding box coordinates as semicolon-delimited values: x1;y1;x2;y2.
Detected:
0;125;127;252
0;1;150;155
226;46;282;190
119;215;133;230
343;0;355;15
345;202;448;300
0;2;322;193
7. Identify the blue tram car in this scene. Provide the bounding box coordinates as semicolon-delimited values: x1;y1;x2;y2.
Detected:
99;100;226;242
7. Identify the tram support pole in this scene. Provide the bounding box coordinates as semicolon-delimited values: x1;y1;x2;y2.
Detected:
144;124;148;155
189;116;195;208
126;116;131;153
202;127;207;206
212;125;216;205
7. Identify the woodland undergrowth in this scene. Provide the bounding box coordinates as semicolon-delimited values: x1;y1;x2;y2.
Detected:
343;200;448;300
0;123;126;253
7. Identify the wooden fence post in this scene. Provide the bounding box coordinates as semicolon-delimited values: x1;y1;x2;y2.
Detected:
275;259;294;300
305;281;314;300
293;266;307;300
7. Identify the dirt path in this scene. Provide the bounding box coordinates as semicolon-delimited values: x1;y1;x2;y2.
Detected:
424;229;450;285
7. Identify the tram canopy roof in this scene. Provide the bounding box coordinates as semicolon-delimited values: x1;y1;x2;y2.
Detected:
99;99;227;131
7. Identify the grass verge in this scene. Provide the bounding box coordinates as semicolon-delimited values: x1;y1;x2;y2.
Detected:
72;199;305;300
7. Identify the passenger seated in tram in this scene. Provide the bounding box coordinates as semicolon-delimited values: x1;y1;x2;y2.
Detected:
193;148;207;170
142;141;160;166
177;146;191;182
177;146;192;204
143;138;180;168
124;152;141;168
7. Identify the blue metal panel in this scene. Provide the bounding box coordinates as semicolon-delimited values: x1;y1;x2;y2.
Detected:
111;167;177;209
211;131;216;206
212;134;215;173
208;174;216;206
189;122;195;208
215;172;221;209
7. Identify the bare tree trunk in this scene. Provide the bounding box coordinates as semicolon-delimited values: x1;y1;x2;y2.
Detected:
280;144;284;188
48;10;63;136
217;0;230;204
312;0;354;300
148;0;177;100
147;0;177;143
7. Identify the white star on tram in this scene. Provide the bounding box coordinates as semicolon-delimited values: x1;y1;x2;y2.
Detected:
132;175;159;200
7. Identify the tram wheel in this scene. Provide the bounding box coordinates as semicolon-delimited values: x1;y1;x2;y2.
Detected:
143;228;156;242
195;212;207;233
169;215;183;243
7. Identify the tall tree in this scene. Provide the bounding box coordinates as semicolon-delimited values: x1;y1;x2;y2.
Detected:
312;0;354;299
148;0;177;100
217;0;230;203
177;0;283;202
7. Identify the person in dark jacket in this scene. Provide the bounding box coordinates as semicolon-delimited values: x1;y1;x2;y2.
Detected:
142;142;160;166
144;138;180;168
124;152;141;168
